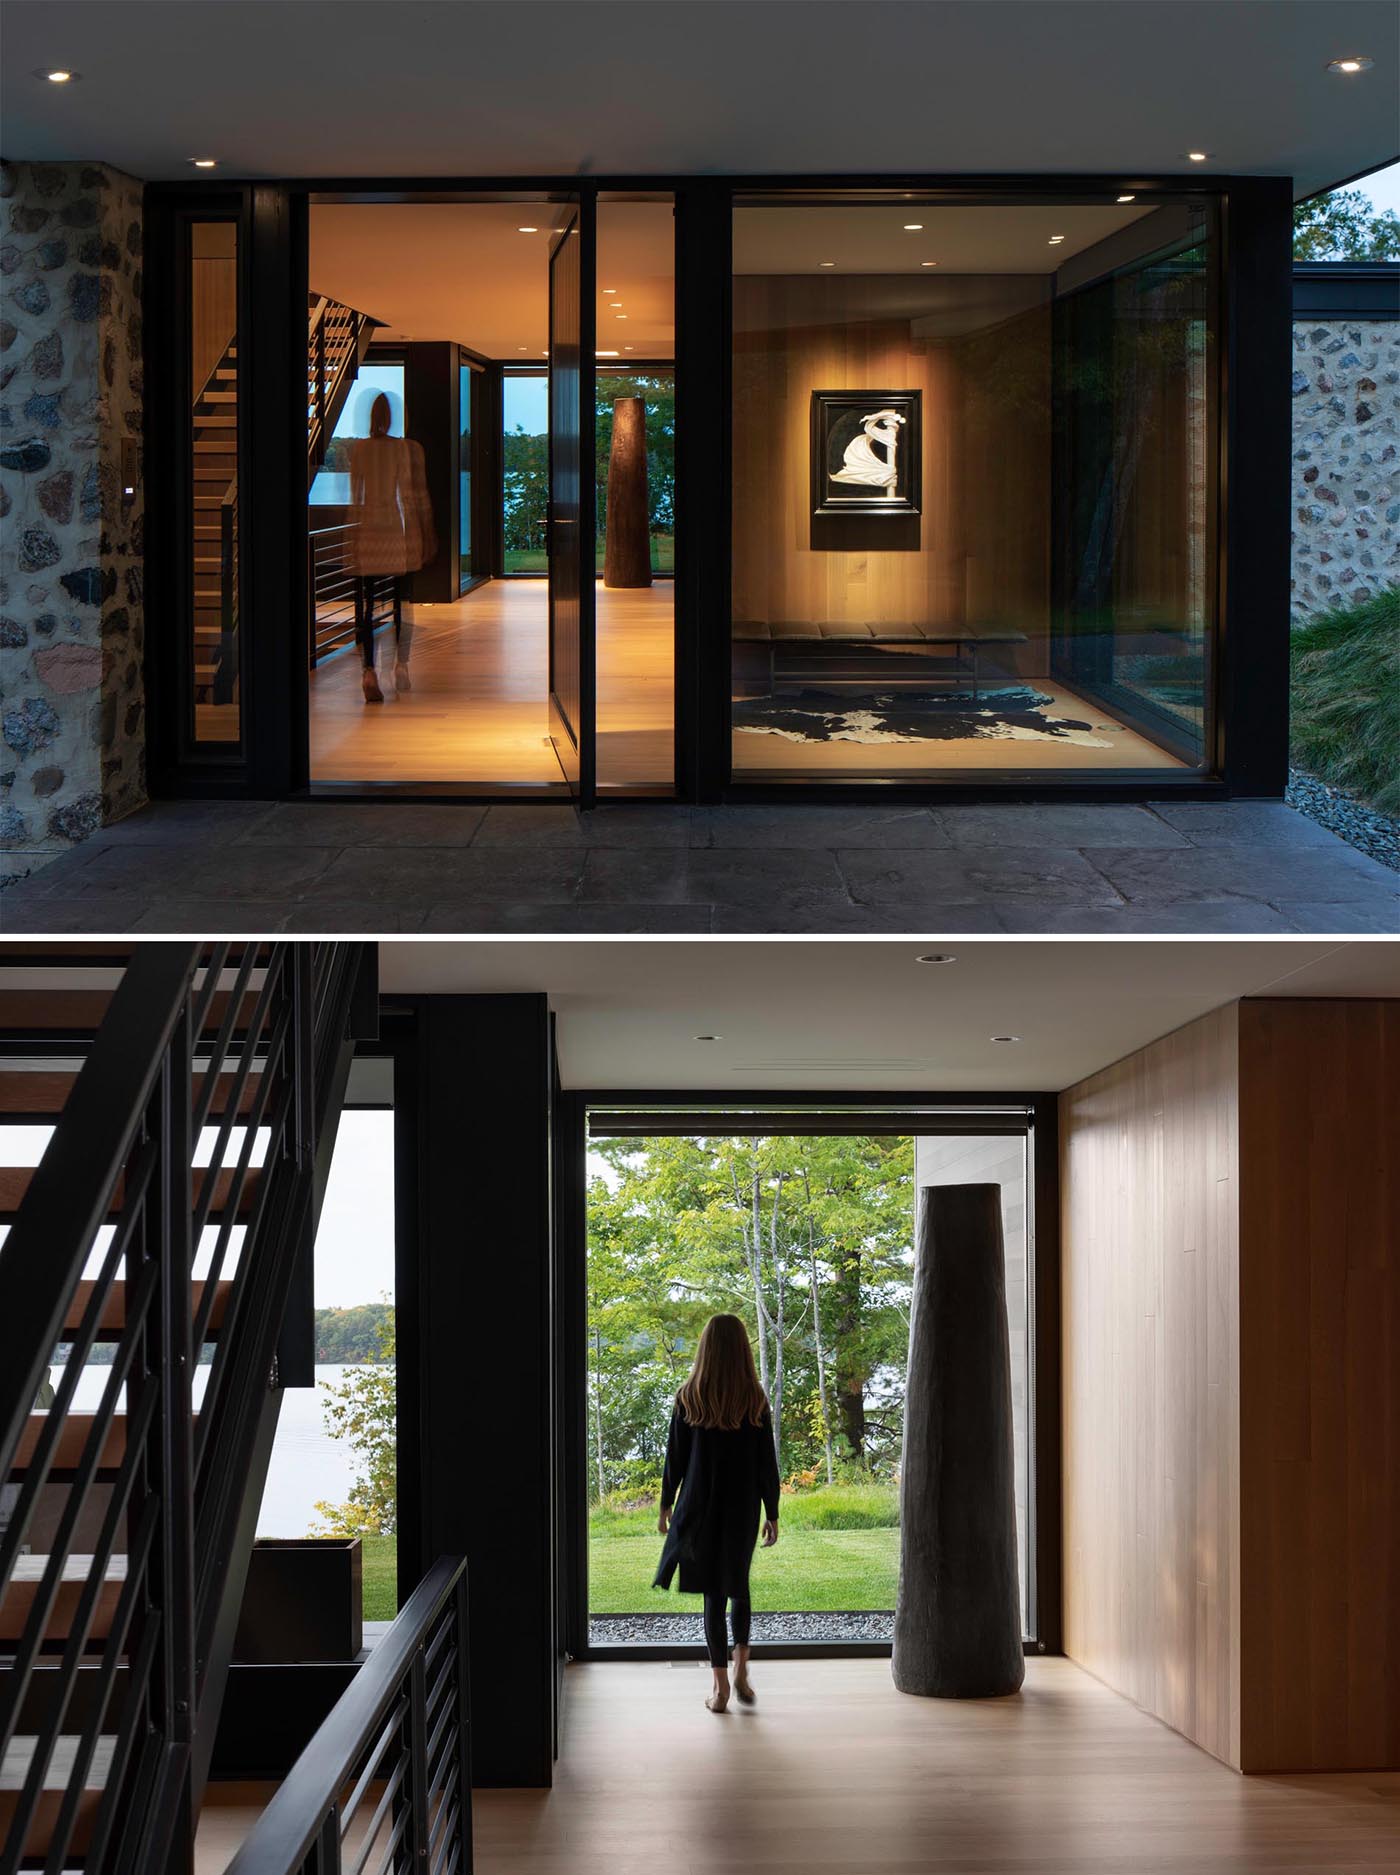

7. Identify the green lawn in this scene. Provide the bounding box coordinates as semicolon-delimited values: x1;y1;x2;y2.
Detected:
361;1533;397;1621
503;534;675;577
589;1484;900;1614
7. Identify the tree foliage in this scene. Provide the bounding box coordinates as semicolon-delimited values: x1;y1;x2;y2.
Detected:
586;1135;914;1501
314;1302;395;1363
311;1305;396;1536
1293;187;1400;261
501;372;675;556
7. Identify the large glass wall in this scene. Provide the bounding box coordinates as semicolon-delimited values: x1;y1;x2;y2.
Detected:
730;193;1217;784
584;1119;1033;1646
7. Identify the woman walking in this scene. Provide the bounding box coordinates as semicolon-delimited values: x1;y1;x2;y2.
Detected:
654;1314;780;1713
347;391;436;703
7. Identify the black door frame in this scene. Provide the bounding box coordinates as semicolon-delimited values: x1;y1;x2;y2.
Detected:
546;199;597;803
144;170;1289;806
556;1088;1061;1663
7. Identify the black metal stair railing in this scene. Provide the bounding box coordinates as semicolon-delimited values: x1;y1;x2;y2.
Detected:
222;1558;471;1875
0;943;368;1874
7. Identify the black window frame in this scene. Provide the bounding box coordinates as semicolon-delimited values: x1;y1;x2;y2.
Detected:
557;1088;1061;1662
142;171;1289;807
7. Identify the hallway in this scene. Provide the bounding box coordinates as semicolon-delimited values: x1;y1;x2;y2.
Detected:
194;1657;1400;1872
308;579;675;791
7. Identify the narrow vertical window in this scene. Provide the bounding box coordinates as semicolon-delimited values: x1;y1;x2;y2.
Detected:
189;221;240;745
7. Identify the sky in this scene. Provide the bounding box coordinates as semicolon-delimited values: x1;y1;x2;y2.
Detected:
314;1109;395;1308
1330;159;1400;217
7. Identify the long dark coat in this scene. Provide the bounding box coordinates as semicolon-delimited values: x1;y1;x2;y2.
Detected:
653;1401;782;1597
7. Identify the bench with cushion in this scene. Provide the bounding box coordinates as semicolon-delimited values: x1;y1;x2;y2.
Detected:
732;622;1029;701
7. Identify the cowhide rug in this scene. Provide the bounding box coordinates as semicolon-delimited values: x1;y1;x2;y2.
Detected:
733;687;1115;748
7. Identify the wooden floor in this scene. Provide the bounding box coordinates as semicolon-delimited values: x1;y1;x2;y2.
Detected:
308;580;1182;791
196;1659;1400;1874
308;579;675;789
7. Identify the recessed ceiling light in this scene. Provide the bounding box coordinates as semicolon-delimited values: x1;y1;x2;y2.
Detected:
915;953;957;964
189;158;218;169
615;313;627;319
819;260;835;267
1326;55;1373;74
990;1035;1022;1044
694;1034;723;1042
602;287;616;295
517;346;528;352
1048;234;1066;245
1186;151;1211;163
903;223;924;230
624;345;634;351
920;259;938;267
517;225;539;233
1117;193;1136;203
35;67;79;82
596;349;620;356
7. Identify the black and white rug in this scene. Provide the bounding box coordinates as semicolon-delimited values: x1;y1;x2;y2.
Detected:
733;687;1114;749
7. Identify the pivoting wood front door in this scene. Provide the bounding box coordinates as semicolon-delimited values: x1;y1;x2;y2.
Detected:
547;202;596;801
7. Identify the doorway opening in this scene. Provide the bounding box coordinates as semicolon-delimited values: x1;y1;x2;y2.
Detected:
302;194;674;794
581;1105;1037;1652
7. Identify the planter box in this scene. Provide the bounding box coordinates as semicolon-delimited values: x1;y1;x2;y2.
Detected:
233;1537;363;1664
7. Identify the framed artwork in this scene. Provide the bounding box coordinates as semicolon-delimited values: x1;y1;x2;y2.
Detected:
810;389;922;519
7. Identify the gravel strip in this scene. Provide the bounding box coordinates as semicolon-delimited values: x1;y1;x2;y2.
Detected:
589;1610;893;1646
1287;768;1400;872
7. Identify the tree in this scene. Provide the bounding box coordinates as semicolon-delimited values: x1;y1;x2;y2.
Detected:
310;1305;396;1536
584;1133;915;1496
1293;187;1400;261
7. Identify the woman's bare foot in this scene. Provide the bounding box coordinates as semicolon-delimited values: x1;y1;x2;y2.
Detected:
733;1645;755;1704
361;666;384;704
706;1670;730;1713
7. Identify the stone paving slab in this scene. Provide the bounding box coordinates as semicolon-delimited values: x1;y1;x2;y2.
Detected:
3;797;1395;935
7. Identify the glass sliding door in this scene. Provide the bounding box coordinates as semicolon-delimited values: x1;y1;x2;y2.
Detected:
728;191;1219;786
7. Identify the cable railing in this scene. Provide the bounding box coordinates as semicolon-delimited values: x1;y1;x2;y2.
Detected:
0;944;368;1873
223;1557;471;1875
310;522;362;664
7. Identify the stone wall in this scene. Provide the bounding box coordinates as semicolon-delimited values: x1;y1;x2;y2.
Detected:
1291;316;1400;619
0;160;145;882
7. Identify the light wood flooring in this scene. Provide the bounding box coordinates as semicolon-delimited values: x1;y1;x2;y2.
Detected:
308;581;1184;792
195;1658;1400;1874
308;580;675;789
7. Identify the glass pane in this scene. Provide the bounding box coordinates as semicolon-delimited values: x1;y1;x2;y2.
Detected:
503;370;549;573
190;221;239;746
730;195;1217;784
258;1108;397;1629
596;196;675;791
459;359;472;588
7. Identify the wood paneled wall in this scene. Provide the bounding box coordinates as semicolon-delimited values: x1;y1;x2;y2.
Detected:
731;278;1049;667
191;223;237;397
1237;999;1400;1773
1061;997;1399;1774
1060;1006;1241;1767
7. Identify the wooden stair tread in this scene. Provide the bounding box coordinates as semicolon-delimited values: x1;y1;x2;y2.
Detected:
0;1161;262;1220
60;1277;233;1336
14;1413;128;1470
1;1735;114;1791
6;1554;128;1585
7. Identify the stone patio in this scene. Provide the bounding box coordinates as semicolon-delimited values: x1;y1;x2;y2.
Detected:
2;799;1395;934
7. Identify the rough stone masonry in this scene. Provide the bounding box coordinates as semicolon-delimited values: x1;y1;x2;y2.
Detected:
1291;315;1400;618
0;160;146;884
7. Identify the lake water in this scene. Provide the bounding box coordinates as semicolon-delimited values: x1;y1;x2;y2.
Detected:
56;1362;372;1537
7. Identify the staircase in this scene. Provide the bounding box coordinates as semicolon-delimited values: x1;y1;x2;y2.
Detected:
307;296;377;482
192;342;239;719
0;943;372;1873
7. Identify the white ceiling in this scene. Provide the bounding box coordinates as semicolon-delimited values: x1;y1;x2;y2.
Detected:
309;201;675;359
2;2;1396;198
376;939;1400;1093
732;203;1152;275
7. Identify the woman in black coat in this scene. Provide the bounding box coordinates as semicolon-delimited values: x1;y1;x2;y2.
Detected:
654;1313;781;1712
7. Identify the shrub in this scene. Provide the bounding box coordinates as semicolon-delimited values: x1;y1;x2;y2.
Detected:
1290;587;1400;813
779;1483;900;1530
